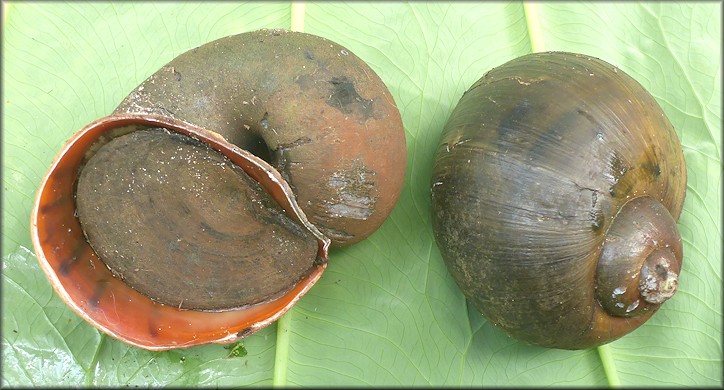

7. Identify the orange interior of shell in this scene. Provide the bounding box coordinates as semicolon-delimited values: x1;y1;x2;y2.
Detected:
31;114;329;350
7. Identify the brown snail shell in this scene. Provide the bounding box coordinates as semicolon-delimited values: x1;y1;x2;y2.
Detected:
115;28;406;246
31;28;406;350
430;52;686;349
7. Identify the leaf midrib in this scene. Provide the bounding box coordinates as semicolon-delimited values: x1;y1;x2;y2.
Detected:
277;2;625;387
521;2;621;388
271;2;307;386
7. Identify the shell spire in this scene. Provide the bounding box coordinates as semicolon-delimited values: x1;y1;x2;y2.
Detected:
595;196;683;317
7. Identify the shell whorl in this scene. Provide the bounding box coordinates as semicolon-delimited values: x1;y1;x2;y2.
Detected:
114;29;406;246
595;195;683;317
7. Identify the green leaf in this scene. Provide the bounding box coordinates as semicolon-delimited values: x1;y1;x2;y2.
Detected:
2;2;720;387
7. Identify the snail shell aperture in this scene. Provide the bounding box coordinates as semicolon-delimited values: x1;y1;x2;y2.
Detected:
31;29;406;350
430;52;686;349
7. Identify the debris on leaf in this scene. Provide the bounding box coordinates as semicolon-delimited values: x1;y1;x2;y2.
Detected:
223;342;248;359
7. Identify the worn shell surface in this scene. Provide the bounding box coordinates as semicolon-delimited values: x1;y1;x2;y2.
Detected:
116;28;407;246
430;52;686;349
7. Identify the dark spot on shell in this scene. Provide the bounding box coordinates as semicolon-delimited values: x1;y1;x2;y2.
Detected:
642;160;662;179
88;281;108;309
326;76;374;120
39;192;66;216
650;163;661;178
304;50;314;60
642;146;662;179
149;322;158;337
58;260;72;276
58;242;85;276
236;327;253;338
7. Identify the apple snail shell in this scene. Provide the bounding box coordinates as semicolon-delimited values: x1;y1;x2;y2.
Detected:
115;28;406;246
430;52;686;349
31;29;406;350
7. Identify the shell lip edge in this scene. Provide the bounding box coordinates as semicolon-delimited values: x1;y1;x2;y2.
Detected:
29;113;332;350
